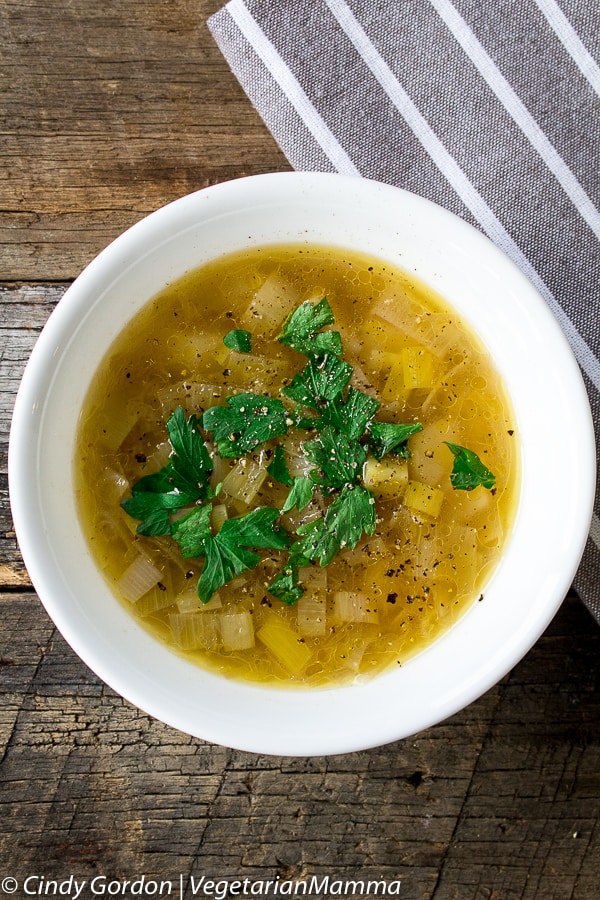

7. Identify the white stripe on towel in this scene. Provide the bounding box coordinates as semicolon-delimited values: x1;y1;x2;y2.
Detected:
533;0;600;97
323;0;600;398
227;0;360;175
428;0;600;243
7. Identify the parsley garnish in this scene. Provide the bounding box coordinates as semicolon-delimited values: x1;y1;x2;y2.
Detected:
281;476;314;514
121;296;497;608
171;504;213;558
278;296;343;357
445;442;496;491
287;484;377;569
120;485;198;537
166;406;214;495
320;387;380;440
120;407;212;536
304;426;366;491
202;392;289;457
267;563;305;605
196;508;290;604
120;408;292;604
223;328;252;353
266;445;293;486
368;421;423;460
282;353;353;409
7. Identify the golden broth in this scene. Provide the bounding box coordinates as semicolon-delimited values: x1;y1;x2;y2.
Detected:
74;244;518;687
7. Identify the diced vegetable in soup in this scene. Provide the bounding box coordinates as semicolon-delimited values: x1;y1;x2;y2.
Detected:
74;244;518;687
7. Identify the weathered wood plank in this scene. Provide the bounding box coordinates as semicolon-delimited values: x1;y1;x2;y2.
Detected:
0;284;63;450
432;595;600;899
0;0;290;280
0;590;489;897
0;285;63;584
1;590;599;897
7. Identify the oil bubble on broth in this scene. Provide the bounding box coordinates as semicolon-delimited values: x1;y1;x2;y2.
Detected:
74;244;518;688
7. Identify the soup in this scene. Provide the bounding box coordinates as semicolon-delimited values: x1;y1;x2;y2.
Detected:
74;244;518;687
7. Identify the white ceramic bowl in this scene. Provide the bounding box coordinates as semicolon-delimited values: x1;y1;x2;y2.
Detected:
9;173;596;756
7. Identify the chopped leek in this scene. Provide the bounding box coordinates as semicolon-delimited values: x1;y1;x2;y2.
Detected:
404;480;445;518
117;553;163;603
220;609;255;651
257;613;312;674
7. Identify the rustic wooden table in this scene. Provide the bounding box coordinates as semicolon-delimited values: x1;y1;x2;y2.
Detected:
2;1;600;898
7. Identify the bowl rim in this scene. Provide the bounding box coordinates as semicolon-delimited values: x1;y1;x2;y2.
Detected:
8;172;597;755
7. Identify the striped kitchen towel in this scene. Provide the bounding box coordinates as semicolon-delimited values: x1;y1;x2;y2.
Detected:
208;0;600;622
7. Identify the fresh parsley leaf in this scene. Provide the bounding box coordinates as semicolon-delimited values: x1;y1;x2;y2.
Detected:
321;386;380;439
291;517;339;569
287;407;321;431
207;540;261;585
126;466;183;498
171;504;213;558
368;421;423;460
196;507;290;603
218;507;290;551
203;393;289;457
197;537;233;605
121;406;213;535
280;296;334;338
445;442;496;491
281;476;314;514
278;296;343;357
266;445;293;486
267;564;305;605
325;483;377;552
304;426;366;490
289;484;376;568
119;497;173;537
166;406;213;498
121;486;200;536
282;354;353;409
223;328;252;353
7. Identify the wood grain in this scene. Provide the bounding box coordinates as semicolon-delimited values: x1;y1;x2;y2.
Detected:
0;0;290;280
0;284;63;584
1;591;598;898
1;0;599;896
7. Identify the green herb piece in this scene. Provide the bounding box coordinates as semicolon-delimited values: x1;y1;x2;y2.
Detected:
445;442;496;491
321;386;380;439
290;518;338;569
121;488;198;537
197;537;249;605
304;426;366;491
290;484;376;568
325;483;377;552
121;407;213;536
282;354;353;409
223;328;252;353
278;296;343;357
196;507;290;603
220;506;290;551
266;445;293;486
368;421;423;460
281;476;314;514
171;504;213;558
203;392;289;457
287;407;321;431
166;406;214;497
267;564;305;605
